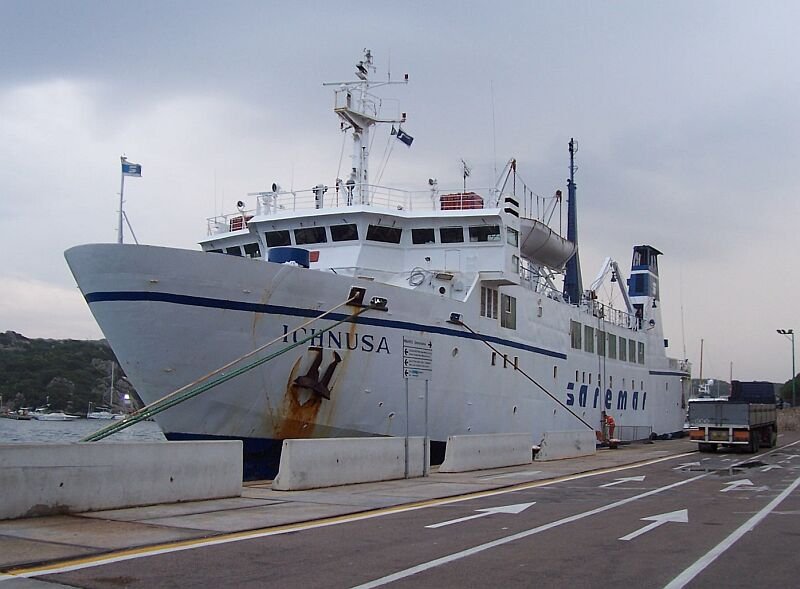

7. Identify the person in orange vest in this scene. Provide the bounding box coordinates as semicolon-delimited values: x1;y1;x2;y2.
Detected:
601;411;616;440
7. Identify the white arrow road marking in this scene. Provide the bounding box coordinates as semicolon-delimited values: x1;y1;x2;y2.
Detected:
761;464;783;472
674;462;700;470
599;476;646;488
425;502;536;529
619;509;689;541
721;479;753;492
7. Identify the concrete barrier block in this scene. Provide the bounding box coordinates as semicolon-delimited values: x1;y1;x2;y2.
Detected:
536;431;597;461
272;437;428;491
439;433;532;473
0;441;242;520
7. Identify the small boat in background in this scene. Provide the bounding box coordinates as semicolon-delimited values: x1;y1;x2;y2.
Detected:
31;408;79;421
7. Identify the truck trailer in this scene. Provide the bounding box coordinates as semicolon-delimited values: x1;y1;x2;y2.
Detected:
687;381;778;453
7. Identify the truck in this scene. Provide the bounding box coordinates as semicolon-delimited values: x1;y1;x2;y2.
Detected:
687;381;778;453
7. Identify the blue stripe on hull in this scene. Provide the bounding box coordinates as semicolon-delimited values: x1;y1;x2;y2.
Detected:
85;290;568;359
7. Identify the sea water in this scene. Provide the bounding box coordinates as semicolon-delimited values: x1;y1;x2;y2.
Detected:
0;418;166;444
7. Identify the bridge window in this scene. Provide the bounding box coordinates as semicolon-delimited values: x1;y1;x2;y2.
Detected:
507;228;519;246
366;225;402;243
243;243;261;258
619;337;627;362
629;339;637;363
265;230;291;247
501;294;517;329
225;246;242;256
480;287;499;319
295;227;328;245
412;228;436;244
584;326;595;353
638;342;645;365
440;226;464;243
597;330;606;357
469;225;501;242
330;223;359;242
608;334;617;360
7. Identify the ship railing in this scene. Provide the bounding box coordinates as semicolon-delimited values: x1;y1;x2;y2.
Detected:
205;184;511;233
517;264;565;301
583;299;638;330
614;425;653;442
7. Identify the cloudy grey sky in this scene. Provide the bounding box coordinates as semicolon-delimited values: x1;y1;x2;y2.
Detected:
1;1;798;383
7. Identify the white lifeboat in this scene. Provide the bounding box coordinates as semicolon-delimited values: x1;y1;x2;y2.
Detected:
519;216;577;270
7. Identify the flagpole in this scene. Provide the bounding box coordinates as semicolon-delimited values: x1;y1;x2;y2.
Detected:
118;157;126;244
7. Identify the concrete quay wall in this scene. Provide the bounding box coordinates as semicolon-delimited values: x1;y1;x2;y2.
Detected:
273;437;428;490
439;433;532;472
0;441;242;520
536;431;597;461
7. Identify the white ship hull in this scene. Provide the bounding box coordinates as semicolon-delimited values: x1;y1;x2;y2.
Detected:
66;243;687;475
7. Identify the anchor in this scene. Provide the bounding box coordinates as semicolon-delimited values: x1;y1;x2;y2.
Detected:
294;347;341;399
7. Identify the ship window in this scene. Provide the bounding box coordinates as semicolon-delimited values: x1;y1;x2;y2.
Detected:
629;339;637;363
608;334;617;360
294;227;328;245
597;330;606;357
242;243;261;258
481;286;499;319
575;370;579;382
609;375;613;388
554;365;557;379
584;325;595;353
208;249;223;254
619;337;627;362
330;223;359;242
265;230;291;247
469;225;501;242
225;246;242;256
412;228;436;244
506;227;519;246
638;342;645;365
570;320;582;349
440;226;464;243
500;294;516;329
366;225;402;243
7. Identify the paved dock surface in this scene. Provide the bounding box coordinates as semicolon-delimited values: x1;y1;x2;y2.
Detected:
2;433;798;588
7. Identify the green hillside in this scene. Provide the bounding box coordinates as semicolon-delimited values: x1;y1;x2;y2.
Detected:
0;331;141;414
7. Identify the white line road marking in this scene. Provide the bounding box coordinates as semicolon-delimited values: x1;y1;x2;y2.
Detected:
350;474;709;589
425;502;535;529
479;470;542;480
761;464;783;472
599;476;646;488
619;509;688;541
674;462;700;469
663;471;800;589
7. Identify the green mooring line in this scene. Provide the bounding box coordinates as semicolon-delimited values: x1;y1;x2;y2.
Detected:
81;308;368;442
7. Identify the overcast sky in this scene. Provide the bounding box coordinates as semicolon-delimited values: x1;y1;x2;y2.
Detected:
1;1;798;383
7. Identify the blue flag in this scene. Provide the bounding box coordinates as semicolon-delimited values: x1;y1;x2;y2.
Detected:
396;128;414;147
121;159;142;177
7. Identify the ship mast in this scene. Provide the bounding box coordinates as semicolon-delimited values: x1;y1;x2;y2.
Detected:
323;49;408;205
563;138;583;304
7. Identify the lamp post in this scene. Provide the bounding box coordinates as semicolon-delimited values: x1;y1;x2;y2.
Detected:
777;329;796;407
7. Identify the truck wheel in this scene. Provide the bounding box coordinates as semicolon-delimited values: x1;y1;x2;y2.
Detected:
749;431;760;453
698;443;716;453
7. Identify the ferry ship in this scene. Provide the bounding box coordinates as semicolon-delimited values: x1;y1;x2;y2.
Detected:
66;51;690;478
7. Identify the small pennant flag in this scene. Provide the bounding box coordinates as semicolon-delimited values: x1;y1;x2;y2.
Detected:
121;157;142;177
396;128;414;147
